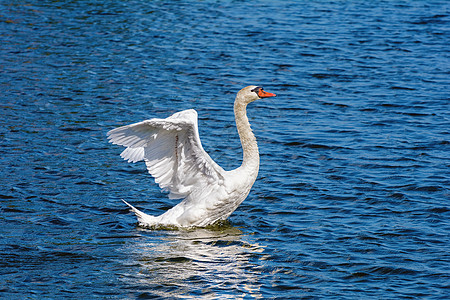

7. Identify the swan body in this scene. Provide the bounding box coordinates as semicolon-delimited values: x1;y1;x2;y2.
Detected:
107;86;276;228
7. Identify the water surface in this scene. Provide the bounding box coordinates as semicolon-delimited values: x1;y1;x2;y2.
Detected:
1;0;449;298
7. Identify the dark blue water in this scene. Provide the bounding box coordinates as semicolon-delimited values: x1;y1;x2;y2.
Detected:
1;0;449;298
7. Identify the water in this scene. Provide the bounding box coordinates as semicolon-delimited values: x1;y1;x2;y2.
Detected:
1;0;449;298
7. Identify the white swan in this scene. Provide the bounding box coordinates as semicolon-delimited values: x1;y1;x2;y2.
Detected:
107;86;276;228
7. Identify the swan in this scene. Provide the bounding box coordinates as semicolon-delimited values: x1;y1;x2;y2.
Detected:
107;85;276;228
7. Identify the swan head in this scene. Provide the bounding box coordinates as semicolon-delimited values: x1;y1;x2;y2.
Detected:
237;85;276;104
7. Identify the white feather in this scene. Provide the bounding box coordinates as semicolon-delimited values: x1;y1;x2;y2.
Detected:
107;86;276;228
108;109;226;199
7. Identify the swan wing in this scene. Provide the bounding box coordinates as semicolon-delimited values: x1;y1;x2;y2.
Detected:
107;109;226;199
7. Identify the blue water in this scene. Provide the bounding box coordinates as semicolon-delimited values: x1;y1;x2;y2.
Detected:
1;0;449;298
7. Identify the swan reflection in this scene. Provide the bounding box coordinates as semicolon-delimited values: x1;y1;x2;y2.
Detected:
122;226;265;299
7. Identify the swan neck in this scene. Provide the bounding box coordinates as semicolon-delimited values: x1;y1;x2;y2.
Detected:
234;98;259;171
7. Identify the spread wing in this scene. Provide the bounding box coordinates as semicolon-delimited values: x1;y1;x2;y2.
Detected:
107;109;226;199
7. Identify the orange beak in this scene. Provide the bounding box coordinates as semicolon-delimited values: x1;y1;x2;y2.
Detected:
258;89;276;98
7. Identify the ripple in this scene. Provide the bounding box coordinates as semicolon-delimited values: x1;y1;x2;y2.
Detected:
1;0;449;298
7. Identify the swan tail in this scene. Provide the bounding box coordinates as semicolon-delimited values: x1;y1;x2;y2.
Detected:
122;199;158;226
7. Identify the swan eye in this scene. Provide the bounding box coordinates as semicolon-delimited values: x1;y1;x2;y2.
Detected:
251;86;262;93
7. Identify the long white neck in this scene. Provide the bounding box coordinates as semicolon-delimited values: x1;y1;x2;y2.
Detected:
234;97;260;175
